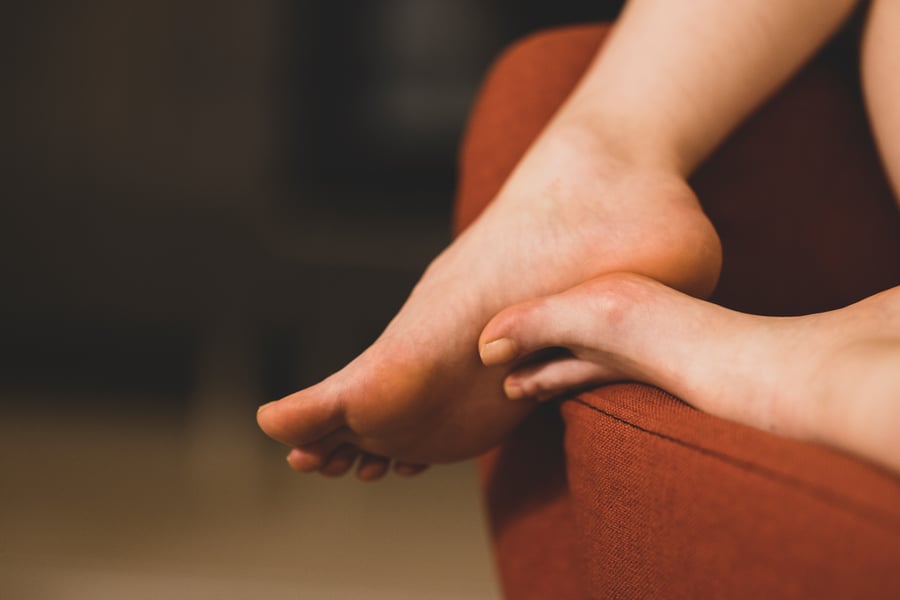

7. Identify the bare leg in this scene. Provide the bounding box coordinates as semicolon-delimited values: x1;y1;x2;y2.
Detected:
862;0;900;209
480;274;900;474
257;0;859;477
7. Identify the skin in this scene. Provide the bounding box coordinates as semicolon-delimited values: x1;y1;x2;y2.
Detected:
480;274;900;475
862;0;900;200
257;0;860;479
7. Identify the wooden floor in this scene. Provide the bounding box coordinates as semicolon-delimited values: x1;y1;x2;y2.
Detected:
0;380;499;599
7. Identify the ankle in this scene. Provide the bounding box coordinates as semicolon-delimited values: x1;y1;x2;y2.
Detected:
548;103;688;177
518;119;722;297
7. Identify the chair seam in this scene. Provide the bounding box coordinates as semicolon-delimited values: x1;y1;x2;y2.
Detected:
568;397;900;536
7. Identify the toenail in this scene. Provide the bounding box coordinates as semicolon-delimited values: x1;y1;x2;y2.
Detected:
286;451;305;471
257;401;276;416
287;448;322;472
504;379;525;401
480;338;519;366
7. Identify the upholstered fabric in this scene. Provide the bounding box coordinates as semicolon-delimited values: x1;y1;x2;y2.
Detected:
455;24;900;599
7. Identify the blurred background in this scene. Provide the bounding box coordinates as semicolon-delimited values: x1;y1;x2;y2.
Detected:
1;1;623;598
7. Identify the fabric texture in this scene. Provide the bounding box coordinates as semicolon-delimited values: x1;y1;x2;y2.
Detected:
455;23;900;599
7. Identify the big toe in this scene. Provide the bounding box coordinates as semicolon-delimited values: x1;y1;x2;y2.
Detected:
257;379;346;447
479;290;584;367
479;273;657;368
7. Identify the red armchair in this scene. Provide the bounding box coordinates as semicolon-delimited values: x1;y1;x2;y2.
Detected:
455;24;900;598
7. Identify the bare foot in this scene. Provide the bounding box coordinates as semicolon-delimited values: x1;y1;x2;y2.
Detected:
480;273;900;473
257;125;722;479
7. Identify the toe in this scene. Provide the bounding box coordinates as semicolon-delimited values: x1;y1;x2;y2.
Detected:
286;447;323;472
479;291;591;367
319;444;360;477
479;273;654;368
505;357;616;402
356;453;391;481
285;436;346;472
257;384;347;447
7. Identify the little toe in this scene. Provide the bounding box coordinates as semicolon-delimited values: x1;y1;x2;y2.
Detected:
356;453;391;482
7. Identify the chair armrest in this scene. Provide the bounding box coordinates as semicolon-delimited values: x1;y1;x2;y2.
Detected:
562;383;900;597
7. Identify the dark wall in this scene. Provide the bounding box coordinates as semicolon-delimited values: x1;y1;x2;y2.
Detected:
1;1;623;408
